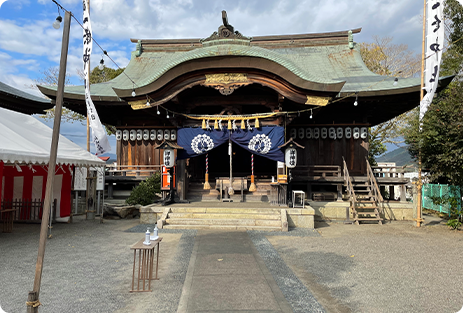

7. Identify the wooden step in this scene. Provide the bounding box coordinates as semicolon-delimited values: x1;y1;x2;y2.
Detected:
163;224;282;231
167;212;281;220
165;218;281;227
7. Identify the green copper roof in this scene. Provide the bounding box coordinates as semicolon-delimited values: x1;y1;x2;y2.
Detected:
41;41;421;99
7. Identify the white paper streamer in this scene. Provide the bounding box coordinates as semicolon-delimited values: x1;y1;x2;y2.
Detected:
420;0;444;121
82;0;111;155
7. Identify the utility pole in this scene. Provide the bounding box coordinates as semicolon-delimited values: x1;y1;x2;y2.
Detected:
26;10;71;312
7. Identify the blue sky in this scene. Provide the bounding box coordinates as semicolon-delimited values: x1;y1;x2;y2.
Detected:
0;0;423;156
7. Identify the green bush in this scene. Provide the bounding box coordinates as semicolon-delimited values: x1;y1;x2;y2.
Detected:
126;173;161;206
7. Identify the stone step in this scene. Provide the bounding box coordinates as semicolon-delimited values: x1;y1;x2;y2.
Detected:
165;218;281;227
167;212;281;220
163;224;282;231
171;208;280;214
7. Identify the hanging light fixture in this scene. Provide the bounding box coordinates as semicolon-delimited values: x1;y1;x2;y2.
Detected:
157;106;160;115
310;109;313;119
146;97;150;106
393;77;399;86
354;94;358;106
166;110;170;119
99;56;105;70
53;5;62;30
53;15;63;29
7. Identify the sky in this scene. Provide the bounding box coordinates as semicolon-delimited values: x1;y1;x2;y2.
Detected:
0;0;423;156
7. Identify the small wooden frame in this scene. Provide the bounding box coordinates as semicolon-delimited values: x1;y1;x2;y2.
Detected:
130;237;162;292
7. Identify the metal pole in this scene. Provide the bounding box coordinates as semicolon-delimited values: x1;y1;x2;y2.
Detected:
27;10;71;312
417;0;427;228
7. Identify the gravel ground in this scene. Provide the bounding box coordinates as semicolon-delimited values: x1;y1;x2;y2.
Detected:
248;230;325;313
267;219;463;313
0;217;196;313
1;215;462;313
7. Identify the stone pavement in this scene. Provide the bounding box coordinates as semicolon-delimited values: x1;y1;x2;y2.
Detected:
177;230;294;313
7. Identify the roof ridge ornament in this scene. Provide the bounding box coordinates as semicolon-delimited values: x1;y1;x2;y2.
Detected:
200;10;252;46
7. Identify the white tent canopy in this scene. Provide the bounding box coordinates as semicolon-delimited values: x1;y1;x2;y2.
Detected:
0;107;104;167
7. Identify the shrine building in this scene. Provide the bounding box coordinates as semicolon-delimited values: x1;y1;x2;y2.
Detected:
38;13;453;226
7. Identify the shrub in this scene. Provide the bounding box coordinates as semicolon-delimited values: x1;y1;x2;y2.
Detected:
126;173;161;206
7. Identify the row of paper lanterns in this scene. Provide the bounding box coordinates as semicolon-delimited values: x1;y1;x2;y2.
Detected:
116;129;177;141
290;127;368;140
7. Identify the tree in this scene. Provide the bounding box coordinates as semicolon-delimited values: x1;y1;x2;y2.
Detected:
359;36;421;163
32;65;124;134
359;36;421;78
404;0;463;185
404;81;463;185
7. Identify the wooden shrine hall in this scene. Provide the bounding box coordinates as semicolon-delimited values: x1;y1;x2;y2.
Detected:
39;12;452;225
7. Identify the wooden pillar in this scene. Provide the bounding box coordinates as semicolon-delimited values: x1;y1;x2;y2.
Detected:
337;184;343;201
389;186;395;201
400;184;407;202
0;161;3;203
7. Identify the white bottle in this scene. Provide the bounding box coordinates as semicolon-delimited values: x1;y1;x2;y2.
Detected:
144;228;150;245
151;224;158;240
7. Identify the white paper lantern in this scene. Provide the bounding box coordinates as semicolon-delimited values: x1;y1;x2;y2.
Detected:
321;128;328;139
157;130;163;141
170;129;177;141
290;128;297;139
163;148;174;168
298;128;305;139
164;129;170;140
285;148;297;168
353;127;360;139
150;130;156;141
329;127;336;139
136;129;143;141
143;130;149;141
360;127;368;139
123;130;129;141
313;128;320;139
345;127;352;139
306;128;313;139
337;127;343;139
116;130;122;140
130;130;136;141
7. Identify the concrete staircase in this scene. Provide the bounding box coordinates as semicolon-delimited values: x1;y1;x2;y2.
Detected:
160;207;288;231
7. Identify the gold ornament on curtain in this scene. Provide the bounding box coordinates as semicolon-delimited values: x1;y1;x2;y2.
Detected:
241;119;246;130
202;119;206;129
255;118;260;128
227;120;232;130
214;120;218;129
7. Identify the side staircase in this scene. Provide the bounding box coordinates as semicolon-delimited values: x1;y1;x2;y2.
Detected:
159;207;288;231
343;158;384;225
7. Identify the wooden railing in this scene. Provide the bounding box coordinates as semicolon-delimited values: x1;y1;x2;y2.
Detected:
371;165;407;178
366;158;384;212
342;158;357;215
105;164;162;177
294;165;341;178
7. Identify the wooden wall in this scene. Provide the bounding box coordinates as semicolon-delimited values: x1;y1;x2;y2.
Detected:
289;125;369;175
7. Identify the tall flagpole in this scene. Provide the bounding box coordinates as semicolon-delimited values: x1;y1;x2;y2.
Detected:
417;0;427;228
86;0;91;152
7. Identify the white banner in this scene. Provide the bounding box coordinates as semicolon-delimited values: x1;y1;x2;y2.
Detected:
82;0;111;155
420;0;444;121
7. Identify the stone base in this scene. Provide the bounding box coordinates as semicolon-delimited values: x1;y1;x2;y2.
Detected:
287;208;315;228
139;204;165;224
308;200;414;221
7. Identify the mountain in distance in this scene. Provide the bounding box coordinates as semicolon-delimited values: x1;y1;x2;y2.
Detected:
376;147;416;167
